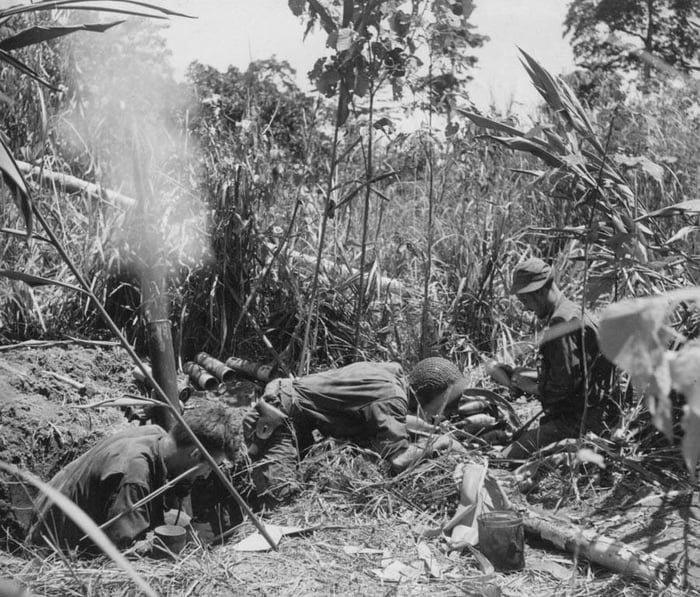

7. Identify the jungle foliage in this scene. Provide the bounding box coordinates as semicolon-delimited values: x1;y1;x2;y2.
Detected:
1;1;700;472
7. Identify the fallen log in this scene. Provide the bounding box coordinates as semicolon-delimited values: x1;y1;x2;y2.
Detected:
16;160;136;209
282;247;404;298
523;509;680;589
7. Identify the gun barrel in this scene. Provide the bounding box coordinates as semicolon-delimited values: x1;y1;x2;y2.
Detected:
194;352;236;383
182;362;219;392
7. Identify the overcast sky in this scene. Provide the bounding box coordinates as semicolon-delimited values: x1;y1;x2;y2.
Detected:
164;0;574;115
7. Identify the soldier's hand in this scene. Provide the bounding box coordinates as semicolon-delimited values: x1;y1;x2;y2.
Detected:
124;534;155;558
511;370;539;396
431;434;467;455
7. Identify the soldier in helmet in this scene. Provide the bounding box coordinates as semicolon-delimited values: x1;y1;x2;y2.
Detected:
242;358;468;504
501;257;614;460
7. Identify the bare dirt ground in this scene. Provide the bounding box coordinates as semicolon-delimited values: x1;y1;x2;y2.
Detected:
0;343;133;539
0;344;698;596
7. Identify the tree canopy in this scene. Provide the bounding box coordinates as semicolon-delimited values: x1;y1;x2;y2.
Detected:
564;0;700;76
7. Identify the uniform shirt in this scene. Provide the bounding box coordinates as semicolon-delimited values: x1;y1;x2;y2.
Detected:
29;425;168;553
286;361;411;459
539;295;612;418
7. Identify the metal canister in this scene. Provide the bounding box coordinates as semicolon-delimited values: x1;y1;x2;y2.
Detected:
182;362;218;392
477;510;525;572
194;352;236;383
225;357;276;383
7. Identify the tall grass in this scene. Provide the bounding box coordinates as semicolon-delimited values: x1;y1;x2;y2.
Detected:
2;19;699;378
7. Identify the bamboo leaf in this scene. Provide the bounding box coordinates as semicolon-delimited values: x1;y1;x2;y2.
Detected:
0;48;58;89
0;269;85;294
664;226;700;245
482;135;564;167
73;396;161;409
510;168;544;178
336;170;398;209
0;135;32;236
0;462;157;597
0;1;193;19
638;199;700;220
459;110;524;137
0;21;124;51
518;47;563;111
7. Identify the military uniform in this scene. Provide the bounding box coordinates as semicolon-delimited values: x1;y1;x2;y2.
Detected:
28;426;168;553
505;295;613;459
243;361;411;503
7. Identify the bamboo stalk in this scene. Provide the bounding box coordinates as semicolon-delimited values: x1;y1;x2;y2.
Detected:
29;201;277;551
524;510;680;589
16;160;136;208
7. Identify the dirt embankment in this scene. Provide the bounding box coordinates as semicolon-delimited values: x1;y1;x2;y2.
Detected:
0;344;136;547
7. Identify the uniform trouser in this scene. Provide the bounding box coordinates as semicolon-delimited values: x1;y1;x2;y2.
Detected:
502;407;604;460
242;382;315;505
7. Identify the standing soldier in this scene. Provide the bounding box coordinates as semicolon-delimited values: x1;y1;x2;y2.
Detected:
502;257;614;459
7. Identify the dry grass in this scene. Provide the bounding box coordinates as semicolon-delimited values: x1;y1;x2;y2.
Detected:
2;443;694;597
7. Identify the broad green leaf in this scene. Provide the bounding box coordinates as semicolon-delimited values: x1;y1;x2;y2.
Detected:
0;135;32;236
0;21;123;51
288;0;306;17
598;295;668;368
598;295;673;436
669;342;700;480
614;155;665;184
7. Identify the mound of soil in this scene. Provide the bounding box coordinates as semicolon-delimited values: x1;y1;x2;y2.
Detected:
0;343;136;547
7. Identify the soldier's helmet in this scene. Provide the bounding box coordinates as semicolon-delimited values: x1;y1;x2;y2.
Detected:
408;357;464;410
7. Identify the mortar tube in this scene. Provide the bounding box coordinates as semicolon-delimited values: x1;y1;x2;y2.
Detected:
194;352;236;384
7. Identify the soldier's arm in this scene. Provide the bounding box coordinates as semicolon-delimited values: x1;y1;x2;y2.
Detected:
103;482;153;549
